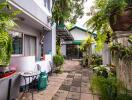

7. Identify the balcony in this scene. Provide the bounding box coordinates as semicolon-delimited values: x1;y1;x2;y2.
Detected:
9;0;52;30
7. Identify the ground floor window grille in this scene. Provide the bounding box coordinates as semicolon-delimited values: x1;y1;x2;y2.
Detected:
10;31;23;54
10;31;36;56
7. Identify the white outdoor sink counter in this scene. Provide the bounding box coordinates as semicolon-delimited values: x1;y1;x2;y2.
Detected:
10;54;52;85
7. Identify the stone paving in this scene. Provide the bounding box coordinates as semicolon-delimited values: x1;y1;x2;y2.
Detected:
18;60;99;100
18;73;68;100
52;61;99;100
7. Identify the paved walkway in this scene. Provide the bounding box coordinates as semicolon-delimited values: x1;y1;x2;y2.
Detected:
52;60;98;100
18;60;99;100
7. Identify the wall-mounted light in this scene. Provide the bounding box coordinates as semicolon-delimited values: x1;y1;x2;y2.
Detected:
40;27;45;45
47;16;52;23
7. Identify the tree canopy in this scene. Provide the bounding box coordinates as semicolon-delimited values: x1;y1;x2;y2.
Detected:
52;0;85;25
85;0;129;51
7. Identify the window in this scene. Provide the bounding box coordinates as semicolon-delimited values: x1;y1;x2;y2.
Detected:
44;0;50;11
47;0;50;11
10;31;36;56
10;31;23;54
44;0;47;7
24;35;36;56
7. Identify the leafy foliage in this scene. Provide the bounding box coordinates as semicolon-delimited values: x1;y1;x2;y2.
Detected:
128;35;132;44
91;54;102;66
53;55;64;67
91;75;117;100
91;74;132;100
0;1;20;67
0;31;12;67
53;55;64;73
80;36;95;52
85;0;129;51
80;36;95;67
52;0;85;25
110;43;132;61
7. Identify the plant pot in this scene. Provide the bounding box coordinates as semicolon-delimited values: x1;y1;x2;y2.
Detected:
0;70;16;78
0;66;9;72
110;7;132;31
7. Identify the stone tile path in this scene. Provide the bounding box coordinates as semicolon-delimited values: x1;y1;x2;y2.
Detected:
18;73;68;100
52;64;98;100
18;60;99;100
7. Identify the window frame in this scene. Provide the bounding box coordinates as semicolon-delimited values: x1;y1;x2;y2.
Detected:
10;31;24;56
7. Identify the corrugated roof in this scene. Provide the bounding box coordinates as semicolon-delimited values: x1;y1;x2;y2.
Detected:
56;24;74;41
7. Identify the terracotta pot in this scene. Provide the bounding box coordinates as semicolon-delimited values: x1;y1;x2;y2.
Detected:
110;7;132;31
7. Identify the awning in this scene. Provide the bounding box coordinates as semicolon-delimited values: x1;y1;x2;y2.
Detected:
61;40;83;45
56;24;74;41
72;40;83;45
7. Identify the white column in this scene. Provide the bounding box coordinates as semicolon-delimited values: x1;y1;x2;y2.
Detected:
102;43;110;65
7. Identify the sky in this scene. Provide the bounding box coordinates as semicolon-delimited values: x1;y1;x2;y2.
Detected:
75;0;94;28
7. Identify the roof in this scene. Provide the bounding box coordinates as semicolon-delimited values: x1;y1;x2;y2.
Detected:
72;40;83;45
56;24;74;41
69;26;87;32
69;26;97;38
61;40;83;45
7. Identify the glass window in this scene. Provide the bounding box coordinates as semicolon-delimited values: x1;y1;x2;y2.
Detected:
47;0;50;11
44;0;50;11
10;31;23;54
24;35;36;56
44;0;47;7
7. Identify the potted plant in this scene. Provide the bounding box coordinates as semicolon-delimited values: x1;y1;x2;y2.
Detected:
53;54;64;73
86;0;132;50
0;1;19;77
109;0;132;31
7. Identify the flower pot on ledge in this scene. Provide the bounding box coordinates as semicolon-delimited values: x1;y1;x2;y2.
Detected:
0;70;16;78
110;7;132;31
0;66;16;79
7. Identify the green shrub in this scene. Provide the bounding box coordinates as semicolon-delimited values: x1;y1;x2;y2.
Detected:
93;65;109;78
53;55;64;73
91;75;117;100
53;55;64;66
91;75;132;100
91;54;102;66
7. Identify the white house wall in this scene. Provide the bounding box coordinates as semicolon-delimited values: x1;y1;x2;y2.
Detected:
9;0;52;29
33;0;52;16
14;22;41;59
10;22;52;85
43;23;56;56
51;23;56;56
70;28;89;40
61;45;66;56
102;43;110;65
